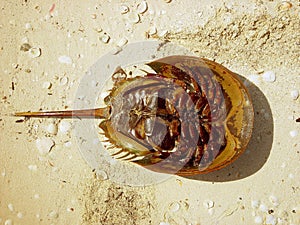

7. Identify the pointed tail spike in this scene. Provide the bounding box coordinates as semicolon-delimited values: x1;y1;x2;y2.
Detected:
15;107;110;119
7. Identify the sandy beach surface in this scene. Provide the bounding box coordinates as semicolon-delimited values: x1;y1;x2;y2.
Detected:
1;0;299;224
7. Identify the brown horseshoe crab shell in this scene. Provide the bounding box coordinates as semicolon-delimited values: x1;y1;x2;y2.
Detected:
15;56;254;176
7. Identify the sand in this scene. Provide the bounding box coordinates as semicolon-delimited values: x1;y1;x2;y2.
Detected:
0;0;299;224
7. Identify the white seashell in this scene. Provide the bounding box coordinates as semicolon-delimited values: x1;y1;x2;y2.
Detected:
21;37;29;43
94;27;103;33
203;200;214;209
8;203;14;212
34;194;40;199
262;71;276;82
128;13;140;24
269;195;279;206
169;202;180;212
64;141;72;148
58;55;72;64
157;29;168;37
100;34;110;43
288;173;295;179
251;200;260;208
117;37;128;47
111;46;122;55
42;81;52;89
120;4;129;14
159;222;170;225
278;1;293;11
59;77;69;86
259;204;268;212
289;130;298;138
25;23;32;30
137;1;148;14
58;120;72;134
95;169;108;180
17;212;23;218
254;216;263;224
266;214;277;225
48;210;59;218
28;47;41;58
4;219;13;225
290;90;299;100
148;26;157;35
46;123;58;135
35;137;55;155
28;164;38;171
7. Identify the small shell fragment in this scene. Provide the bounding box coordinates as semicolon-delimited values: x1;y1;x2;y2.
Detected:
137;1;148;14
269;195;279;206
266;214;277;225
28;164;38;171
4;219;13;225
46;123;58;135
17;212;23;219
35;137;55;155
148;26;157;35
64;141;72;148
20;43;32;52
157;29;168;37
159;222;170;225
42;81;52;89
169;202;180;212
251;200;260;209
289;130;298;138
58;120;72;134
25;23;32;30
203;200;214;209
254;216;263;224
290;90;299;100
100;34;110;43
58;55;72;64
66;207;74;212
34;194;40;199
95;169;108;180
262;71;276;82
48;210;59;218
164;0;172;3
111;46;122;55
59;77;69;86
128;13;140;24
28;47;41;58
120;4;129;14
8;203;14;212
117;37;128;47
21;37;29;43
288;173;295;179
259;204;268;212
278;1;293;11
